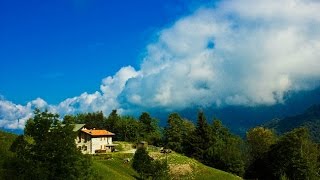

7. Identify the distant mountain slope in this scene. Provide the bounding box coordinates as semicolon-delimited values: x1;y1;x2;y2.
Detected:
265;104;320;142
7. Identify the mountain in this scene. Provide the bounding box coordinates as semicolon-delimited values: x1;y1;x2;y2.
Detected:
151;88;320;137
265;104;320;142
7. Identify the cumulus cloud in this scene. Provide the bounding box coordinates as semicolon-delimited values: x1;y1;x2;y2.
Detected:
1;0;320;129
120;0;320;110
0;97;47;129
0;66;139;129
51;66;140;115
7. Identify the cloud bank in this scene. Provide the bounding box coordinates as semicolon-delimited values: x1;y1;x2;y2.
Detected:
1;0;320;129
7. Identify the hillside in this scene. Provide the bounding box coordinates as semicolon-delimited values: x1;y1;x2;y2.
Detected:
265;104;320;142
0;134;240;179
0;130;17;175
0;130;17;161
92;144;241;180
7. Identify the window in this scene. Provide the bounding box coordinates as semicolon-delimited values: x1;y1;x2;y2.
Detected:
100;137;102;141
78;146;81;150
83;146;87;151
101;145;103;149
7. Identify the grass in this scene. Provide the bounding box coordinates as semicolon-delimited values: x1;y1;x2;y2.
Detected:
92;149;241;180
149;152;242;180
93;158;138;180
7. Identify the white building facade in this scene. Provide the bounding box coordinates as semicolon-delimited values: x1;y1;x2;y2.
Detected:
74;125;115;154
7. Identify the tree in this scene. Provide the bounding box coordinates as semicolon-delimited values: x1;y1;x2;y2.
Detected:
4;109;93;180
105;110;121;139
139;112;156;133
117;116;140;142
267;128;320;179
186;111;212;160
63;111;105;129
206;120;245;176
246;127;277;160
245;127;277;179
132;147;169;180
164;113;184;153
132;147;153;179
138;112;162;145
164;113;196;154
150;160;169;180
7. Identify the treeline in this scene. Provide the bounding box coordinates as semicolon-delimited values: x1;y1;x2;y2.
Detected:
66;110;320;179
63;110;162;145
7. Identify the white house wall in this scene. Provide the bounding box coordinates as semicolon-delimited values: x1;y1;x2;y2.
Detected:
75;131;114;154
91;137;113;153
76;132;91;154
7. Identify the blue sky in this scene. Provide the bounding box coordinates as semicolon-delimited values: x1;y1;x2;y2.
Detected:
0;0;205;104
1;0;320;130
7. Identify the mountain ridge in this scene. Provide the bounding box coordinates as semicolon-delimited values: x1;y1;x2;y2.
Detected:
265;104;320;142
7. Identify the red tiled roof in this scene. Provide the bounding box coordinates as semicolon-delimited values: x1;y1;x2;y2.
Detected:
81;129;115;136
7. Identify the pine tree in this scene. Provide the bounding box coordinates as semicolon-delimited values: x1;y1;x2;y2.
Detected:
187;111;212;161
164;113;184;153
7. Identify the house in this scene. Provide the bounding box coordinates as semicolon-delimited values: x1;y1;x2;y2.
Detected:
73;124;115;154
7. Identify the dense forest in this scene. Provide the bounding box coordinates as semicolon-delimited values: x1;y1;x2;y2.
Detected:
1;107;320;179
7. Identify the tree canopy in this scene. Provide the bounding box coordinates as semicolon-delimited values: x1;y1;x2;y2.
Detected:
3;109;93;180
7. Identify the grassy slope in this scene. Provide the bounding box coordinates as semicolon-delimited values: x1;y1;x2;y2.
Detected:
93;146;241;180
93;159;138;180
151;152;242;180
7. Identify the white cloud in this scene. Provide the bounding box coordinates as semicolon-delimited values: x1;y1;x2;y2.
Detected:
120;0;320;110
0;99;33;129
1;0;320;129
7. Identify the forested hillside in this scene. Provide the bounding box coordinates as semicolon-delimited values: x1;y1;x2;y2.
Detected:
265;104;320;142
0;130;17;175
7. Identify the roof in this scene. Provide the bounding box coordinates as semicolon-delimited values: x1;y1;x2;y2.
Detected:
58;124;86;132
54;124;86;132
72;124;86;132
81;129;115;136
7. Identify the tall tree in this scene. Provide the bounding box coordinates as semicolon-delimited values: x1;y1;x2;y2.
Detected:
164;113;184;152
267;128;320;179
132;147;153;179
245;127;277;178
206;120;245;176
4;109;93;180
246;127;277;160
189;111;212;160
105;110;121;139
164;113;195;154
132;147;169;180
139;112;155;133
138;112;162;145
117;116;140;142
